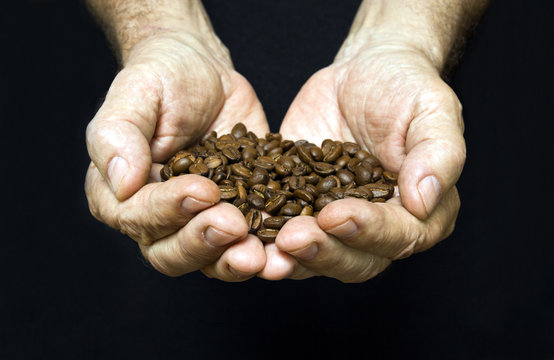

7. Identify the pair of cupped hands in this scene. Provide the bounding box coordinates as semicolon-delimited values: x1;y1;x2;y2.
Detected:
85;29;466;282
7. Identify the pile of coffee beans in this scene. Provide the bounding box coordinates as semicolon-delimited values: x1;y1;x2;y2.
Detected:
160;123;397;242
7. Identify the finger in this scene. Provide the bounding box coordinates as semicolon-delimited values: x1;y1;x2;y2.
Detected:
275;216;391;283
398;84;465;219
201;235;266;282
85;163;221;244
318;189;460;260
140;202;248;277
86;67;164;200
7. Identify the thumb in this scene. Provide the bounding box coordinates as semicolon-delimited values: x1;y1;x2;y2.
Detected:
399;93;466;220
86;68;161;201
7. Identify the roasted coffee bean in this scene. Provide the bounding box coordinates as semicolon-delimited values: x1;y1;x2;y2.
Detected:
247;167;269;186
265;193;287;214
219;185;238;200
172;156;193;174
371;198;386;203
277;190;294;199
204;155;222;169
267;179;281;191
274;162;292;177
264;139;280;153
300;205;314;216
233;198;250;215
220;179;234;187
321;139;334;155
189;162;209;176
355;165;372;186
342;142;360;155
279;202;302;216
305;183;319;198
263;216;287;229
211;170;225;184
241;146;258;162
281;140;295;152
315;195;334;211
238;137;257;148
253;156;275;170
335;155;351;169
231;163;253;178
245;209;262;234
336;169;355;185
347;157;361;172
383;171;398;184
288;176;306;190
297;144;314;164
267;147;283;157
364;183;394;199
312;162;335;176
237;184;247;200
246;193;265;210
247;131;258;142
354;149;370;160
310;146;324;161
323;142;342;162
293;189;314;203
344;188;371;200
329;187;345;200
292;164;310;176
160;163;173;180
316;176;338;194
304;172;321;185
372;166;383;180
257;228;279;242
231;123;247;139
222;146;241;162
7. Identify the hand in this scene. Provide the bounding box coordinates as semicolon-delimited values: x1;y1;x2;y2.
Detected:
259;39;466;282
85;31;268;281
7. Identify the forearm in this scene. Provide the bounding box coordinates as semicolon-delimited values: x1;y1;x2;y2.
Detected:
338;0;490;73
86;0;219;64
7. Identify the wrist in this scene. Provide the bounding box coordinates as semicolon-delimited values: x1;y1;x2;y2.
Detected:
336;0;451;71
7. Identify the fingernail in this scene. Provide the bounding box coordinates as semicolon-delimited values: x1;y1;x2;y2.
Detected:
418;175;442;215
228;265;251;279
325;219;358;239
204;226;238;247
182;197;215;213
107;156;128;195
289;242;318;261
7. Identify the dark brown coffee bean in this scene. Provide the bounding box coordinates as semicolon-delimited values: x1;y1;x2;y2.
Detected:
247;167;269;187
274;162;292;177
372;166;383;181
355;149;371;160
297;144;313;164
277;190;294;199
312;162;335;176
335;155;351;168
172;156;193;174
336;169;355;185
281;140;295;152
189;162;209;176
266;133;282;142
216;141;240;151
288;176;306;190
237;184;247;200
253;156;275;170
300;205;314;216
263;216;287;229
328;187;345;200
222;146;241;162
321;139;334;155
233;198;250;214
355;165;372;186
310;146;324;161
344;188;371;200
267;179;281;191
241;146;257;162
238;137;257;148
364;183;394;199
220;179;234;187
293;189;314;203
363;154;381;168
201;130;217;144
323;142;342;162
247;131;258;142
316;176;338;194
265;194;287;214
347;157;361;172
231;123;247;139
371;198;386;203
246;193;265;210
342;142;360;155
279;202;302;216
315;195;334;211
219;185;238;200
267;147;283;157
245;209;262;234
257;228;279;242
230;163;252;178
304;172;321;185
264;139;280;153
204;155;222;169
160;163;173;180
304;183;319;198
292;164;310;176
383;171;398;184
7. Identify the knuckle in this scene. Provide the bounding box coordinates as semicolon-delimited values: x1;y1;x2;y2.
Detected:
146;249;182;277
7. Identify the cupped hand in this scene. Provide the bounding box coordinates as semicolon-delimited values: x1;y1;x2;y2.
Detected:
85;31;268;280
259;40;466;282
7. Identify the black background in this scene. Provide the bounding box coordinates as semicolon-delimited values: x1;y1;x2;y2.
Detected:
1;0;553;359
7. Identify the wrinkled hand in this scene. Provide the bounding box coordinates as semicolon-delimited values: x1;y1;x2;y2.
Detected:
85;32;268;280
259;40;466;282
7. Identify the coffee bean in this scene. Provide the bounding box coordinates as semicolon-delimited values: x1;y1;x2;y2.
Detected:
204;155;222;169
189;162;209;176
344;187;371;200
257;228;279;242
265;194;287;214
219;185;238;200
342;142;360;155
300;205;314;216
305;183;319;198
231;123;247;139
316;176;338;194
312;162;335;176
315;195;334;211
263;216;287;229
323;142;342;162
383;171;398;184
304;172;321;185
245;209;262;234
172;156;193;174
160;163;173;180
222;146;241;162
336;169;355;185
355;165;372;186
246;193;265;210
328;187;345;200
293;189;314;203
288;176;306;190
372;166;383;181
253;156;275;170
364;183;394;199
279;202;302;216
